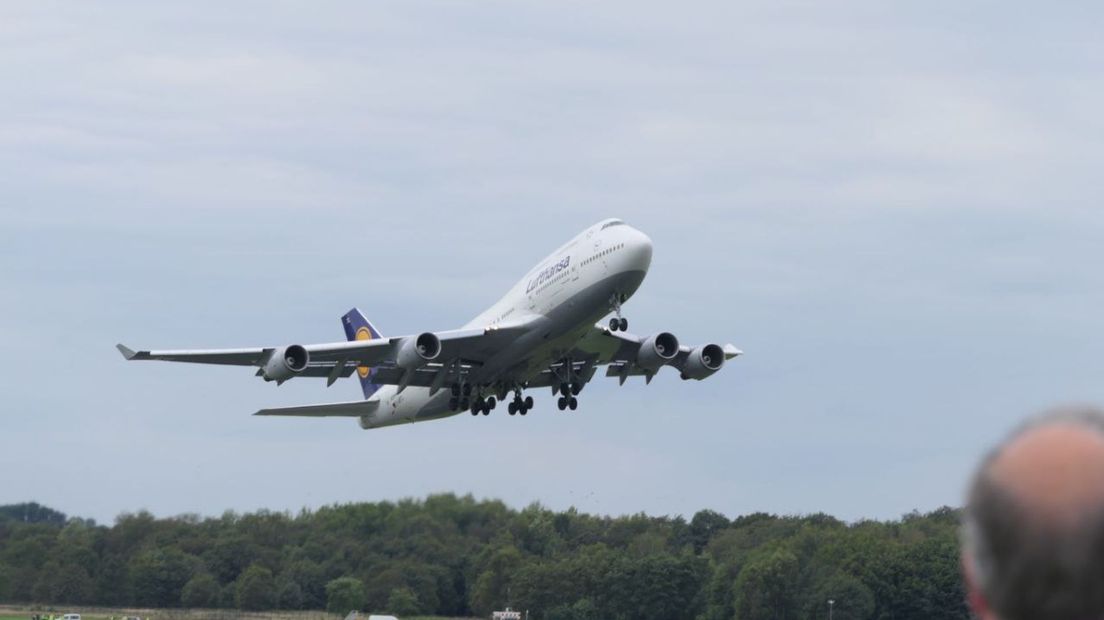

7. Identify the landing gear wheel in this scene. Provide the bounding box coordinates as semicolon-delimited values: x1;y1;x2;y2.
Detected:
450;384;460;397
508;402;517;415
482;406;491;416
487;396;496;410
619;317;628;331
568;397;578;411
461;397;470;410
524;395;534;409
519;406;528;416
558;396;567;410
462;383;472;396
609;317;620;331
570;382;582;396
559;382;570;396
449;397;458;411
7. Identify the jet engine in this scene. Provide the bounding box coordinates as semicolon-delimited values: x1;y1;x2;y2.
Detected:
261;344;309;382
680;344;725;380
396;332;442;369
635;332;680;371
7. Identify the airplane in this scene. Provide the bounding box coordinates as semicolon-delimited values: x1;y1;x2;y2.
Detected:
117;218;741;430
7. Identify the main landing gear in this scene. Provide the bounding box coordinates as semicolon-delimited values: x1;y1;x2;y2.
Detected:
447;382;498;416
556;382;579;411
448;382;473;412
470;396;496;416
507;389;534;416
608;294;629;332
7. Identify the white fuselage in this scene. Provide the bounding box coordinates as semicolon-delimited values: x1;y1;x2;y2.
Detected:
360;219;653;429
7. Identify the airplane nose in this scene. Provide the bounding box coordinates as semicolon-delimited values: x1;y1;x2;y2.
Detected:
628;228;653;271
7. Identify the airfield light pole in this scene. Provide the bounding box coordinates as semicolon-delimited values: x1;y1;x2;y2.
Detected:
828;599;834;620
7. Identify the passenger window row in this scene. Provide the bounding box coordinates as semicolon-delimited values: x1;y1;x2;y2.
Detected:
582;243;625;266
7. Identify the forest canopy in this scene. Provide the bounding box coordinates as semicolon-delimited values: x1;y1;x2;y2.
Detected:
0;497;968;619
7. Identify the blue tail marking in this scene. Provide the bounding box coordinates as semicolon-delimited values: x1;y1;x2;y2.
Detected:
341;308;384;399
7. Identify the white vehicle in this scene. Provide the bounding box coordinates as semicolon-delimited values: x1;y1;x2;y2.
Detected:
118;219;741;429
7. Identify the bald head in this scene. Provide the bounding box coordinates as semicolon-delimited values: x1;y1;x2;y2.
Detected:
988;422;1104;524
963;408;1104;620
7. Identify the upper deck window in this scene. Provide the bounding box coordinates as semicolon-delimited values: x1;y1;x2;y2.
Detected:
600;220;625;230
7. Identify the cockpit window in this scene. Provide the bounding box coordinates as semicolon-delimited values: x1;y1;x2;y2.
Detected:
600;220;625;230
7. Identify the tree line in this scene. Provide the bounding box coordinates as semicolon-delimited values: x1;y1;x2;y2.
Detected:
0;497;968;619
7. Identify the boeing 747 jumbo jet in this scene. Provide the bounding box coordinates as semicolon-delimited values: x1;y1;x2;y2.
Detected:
118;219;741;430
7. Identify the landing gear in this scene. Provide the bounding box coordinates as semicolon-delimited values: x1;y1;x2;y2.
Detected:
557;396;579;411
558;381;583;397
451;382;475;409
469;395;497;416
608;294;629;332
507;389;533;415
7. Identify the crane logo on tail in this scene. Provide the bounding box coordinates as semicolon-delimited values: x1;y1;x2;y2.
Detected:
355;326;373;378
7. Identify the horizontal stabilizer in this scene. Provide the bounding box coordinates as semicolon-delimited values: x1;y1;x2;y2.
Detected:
254;400;379;417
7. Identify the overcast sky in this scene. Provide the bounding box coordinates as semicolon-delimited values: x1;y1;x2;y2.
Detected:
3;1;1103;525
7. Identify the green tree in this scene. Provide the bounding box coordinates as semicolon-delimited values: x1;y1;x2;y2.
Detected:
386;587;421;616
809;573;875;620
689;509;731;553
0;503;67;525
325;576;366;614
285;559;326;609
734;548;800;620
277;577;304;609
471;545;524;615
129;547;196;607
32;562;95;604
181;573;220;608
236;564;277;610
546;598;599;620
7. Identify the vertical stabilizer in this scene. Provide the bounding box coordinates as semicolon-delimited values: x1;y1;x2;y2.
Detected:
341;308;384;399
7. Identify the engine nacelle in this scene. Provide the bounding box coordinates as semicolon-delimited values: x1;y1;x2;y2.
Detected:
635;332;680;371
680;343;725;380
261;344;309;382
396;332;441;369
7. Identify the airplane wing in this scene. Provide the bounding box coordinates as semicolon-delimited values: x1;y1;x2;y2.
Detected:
571;324;741;384
117;318;538;387
116;329;481;367
254;400;378;417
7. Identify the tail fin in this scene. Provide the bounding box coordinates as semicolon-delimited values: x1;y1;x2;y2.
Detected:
341;308;384;399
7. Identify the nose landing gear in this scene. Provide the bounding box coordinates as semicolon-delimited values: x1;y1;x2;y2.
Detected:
608;294;629;332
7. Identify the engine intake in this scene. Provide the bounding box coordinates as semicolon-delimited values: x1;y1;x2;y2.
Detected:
397;332;441;369
261;344;309;382
635;332;680;371
681;343;724;380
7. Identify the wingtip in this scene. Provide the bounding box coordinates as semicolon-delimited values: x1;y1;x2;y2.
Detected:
116;343;137;360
